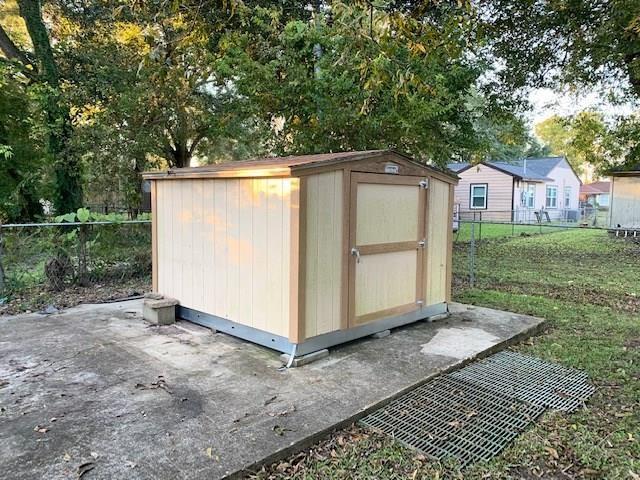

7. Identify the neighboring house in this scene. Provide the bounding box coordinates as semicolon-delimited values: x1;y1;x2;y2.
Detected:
447;157;582;222
580;181;610;208
609;170;640;229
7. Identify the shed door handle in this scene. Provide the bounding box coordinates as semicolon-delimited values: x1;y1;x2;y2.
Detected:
351;247;361;263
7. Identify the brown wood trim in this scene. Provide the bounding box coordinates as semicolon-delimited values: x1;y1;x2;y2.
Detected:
358;241;418;255
445;184;454;303
292;151;459;184
151;180;158;292
353;302;418;326
143;170;291;181
350;171;426;186
340;167;351;331
288;178;302;343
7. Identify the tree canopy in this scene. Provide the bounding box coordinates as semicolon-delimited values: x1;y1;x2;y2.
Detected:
3;0;636;221
483;0;640;99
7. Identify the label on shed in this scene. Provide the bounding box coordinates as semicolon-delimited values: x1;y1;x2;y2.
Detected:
384;163;399;174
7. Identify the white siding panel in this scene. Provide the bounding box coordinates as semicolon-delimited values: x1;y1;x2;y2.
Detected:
426;179;450;305
155;178;292;337
304;171;344;337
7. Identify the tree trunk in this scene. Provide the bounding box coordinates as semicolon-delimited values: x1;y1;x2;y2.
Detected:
17;0;83;215
169;140;192;169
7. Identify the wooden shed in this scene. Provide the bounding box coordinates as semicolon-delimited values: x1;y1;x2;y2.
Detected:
609;170;640;229
143;150;458;358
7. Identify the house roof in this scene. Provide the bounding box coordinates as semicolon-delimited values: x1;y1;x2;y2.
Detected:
144;150;458;183
447;157;569;183
580;181;610;195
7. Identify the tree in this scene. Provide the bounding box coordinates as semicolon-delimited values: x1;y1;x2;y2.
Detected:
221;1;507;166
483;0;640;99
535;111;609;177
0;0;83;214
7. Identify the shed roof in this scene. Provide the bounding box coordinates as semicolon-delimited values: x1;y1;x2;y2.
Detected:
144;150;458;183
580;181;610;195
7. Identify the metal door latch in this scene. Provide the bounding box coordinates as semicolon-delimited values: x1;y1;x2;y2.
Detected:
419;179;429;189
418;239;426;248
350;247;361;263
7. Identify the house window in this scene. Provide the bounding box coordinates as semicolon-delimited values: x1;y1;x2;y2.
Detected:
564;186;571;208
470;184;487;209
546;186;558;208
528;185;536;208
521;184;535;208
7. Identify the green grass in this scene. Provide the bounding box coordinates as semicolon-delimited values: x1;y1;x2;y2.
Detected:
454;222;562;242
252;229;640;480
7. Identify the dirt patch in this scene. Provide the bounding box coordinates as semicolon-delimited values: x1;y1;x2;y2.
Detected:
624;337;640;349
0;276;150;316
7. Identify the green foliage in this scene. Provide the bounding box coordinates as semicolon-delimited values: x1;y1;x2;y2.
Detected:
223;2;517;165
0;64;48;223
483;0;640;99
535;111;640;175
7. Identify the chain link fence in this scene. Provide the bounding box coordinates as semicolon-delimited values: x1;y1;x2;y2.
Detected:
453;214;639;295
0;221;151;310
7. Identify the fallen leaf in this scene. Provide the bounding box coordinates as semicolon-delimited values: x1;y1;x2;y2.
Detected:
206;447;213;458
545;446;559;459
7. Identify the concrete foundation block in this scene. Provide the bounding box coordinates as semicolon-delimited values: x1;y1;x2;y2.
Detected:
144;292;164;300
371;329;391;339
280;349;329;367
143;297;179;325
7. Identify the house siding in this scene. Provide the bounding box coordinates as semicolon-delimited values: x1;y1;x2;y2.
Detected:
539;162;581;221
454;164;513;221
512;160;581;222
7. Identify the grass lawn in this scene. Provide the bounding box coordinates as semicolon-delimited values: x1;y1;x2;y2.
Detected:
454;222;562;242
252;229;640;479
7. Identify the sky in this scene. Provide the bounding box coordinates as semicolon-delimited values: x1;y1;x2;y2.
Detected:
527;88;638;127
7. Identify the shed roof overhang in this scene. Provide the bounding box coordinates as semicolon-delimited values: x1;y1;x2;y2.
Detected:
142;150;459;185
610;170;640;177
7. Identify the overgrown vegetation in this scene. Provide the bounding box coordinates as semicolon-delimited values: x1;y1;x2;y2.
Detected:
0;210;150;313
252;229;640;479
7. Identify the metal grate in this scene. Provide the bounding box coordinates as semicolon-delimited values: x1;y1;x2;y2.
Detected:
360;351;595;467
449;351;595;412
361;376;544;467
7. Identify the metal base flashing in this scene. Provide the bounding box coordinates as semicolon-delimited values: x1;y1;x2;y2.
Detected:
177;302;448;356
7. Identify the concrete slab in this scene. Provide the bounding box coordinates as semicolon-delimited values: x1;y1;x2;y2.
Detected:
0;301;544;479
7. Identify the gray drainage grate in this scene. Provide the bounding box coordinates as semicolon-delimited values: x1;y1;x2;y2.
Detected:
359;351;595;467
360;376;545;467
449;351;595;412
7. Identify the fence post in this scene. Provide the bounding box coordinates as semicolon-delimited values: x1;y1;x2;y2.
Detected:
469;221;476;288
478;211;482;244
0;225;5;295
77;224;89;287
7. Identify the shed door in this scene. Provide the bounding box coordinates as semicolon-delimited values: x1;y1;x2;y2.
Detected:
348;172;427;326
